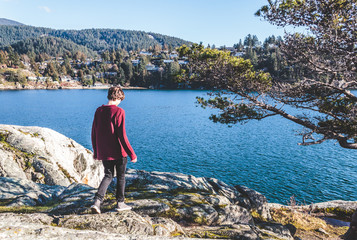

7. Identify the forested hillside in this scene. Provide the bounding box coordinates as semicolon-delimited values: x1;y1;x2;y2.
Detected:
10;36;97;58
0;18;24;26
0;25;191;52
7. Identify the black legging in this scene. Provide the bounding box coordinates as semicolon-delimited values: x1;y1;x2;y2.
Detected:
95;157;128;203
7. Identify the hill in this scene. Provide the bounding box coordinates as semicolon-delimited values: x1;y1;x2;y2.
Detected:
0;25;192;52
0;18;24;26
10;36;97;58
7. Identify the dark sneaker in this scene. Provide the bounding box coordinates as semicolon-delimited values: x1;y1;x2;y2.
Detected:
115;202;132;211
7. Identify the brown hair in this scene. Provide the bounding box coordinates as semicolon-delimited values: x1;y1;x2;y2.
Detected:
107;86;125;101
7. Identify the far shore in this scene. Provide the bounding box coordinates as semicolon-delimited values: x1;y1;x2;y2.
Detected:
0;85;148;90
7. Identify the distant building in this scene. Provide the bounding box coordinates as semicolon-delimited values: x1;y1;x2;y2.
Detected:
104;72;117;77
27;76;37;81
226;47;235;51
38;77;52;82
145;64;158;71
233;52;245;57
131;59;140;66
139;51;152;56
93;82;111;88
95;72;104;78
60;75;72;82
178;60;188;65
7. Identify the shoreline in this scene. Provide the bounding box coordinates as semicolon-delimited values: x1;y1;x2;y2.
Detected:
0;85;148;90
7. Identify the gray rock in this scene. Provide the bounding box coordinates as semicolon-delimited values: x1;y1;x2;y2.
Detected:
0;149;27;179
0;177;97;215
217;205;254;225
49;183;97;215
0;213;197;240
177;204;219;225
32;157;71;186
58;183;96;202
0;177;66;206
59;211;155;236
185;225;260;240
8;196;37;206
0;212;54;225
235;185;272;220
151;217;185;236
126;169;215;193
257;222;294;240
131;199;170;216
204;194;231;206
206;177;242;203
0;124;103;187
309;200;357;216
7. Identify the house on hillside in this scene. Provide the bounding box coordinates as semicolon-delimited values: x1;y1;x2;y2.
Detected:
131;59;140;66
104;72;117;77
93;82;111;88
145;64;158;71
223;47;235;52
169;53;178;58
233;52;245;57
27;76;37;81
60;75;76;83
38;77;52;82
95;72;104;78
139;51;152;56
178;60;188;65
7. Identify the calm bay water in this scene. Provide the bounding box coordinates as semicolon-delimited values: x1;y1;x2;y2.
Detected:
0;89;356;204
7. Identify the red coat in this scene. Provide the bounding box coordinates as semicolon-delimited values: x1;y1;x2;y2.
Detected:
91;105;137;160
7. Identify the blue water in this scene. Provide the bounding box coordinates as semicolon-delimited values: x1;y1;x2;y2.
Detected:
0;89;356;204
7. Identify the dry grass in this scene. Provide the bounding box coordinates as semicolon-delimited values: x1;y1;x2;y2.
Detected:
270;208;348;239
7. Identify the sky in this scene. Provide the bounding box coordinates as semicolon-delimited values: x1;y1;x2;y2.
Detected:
0;0;290;47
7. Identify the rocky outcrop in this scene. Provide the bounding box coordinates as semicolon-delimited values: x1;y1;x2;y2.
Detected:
0;173;294;240
0;125;353;239
0;124;103;187
0;213;194;240
0;172;354;239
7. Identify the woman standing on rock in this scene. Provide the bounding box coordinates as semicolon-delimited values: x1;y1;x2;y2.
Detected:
90;86;137;214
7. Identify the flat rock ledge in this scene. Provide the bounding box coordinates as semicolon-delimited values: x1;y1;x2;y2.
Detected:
0;171;294;240
0;171;354;240
0;125;354;239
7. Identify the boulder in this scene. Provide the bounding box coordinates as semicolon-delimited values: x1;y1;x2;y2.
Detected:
256;222;294;240
126;169;215;193
217;205;254;225
0;177;65;206
131;199;170;216
235;185;272;220
151;217;185;236
309;200;357;218
0;124;103;187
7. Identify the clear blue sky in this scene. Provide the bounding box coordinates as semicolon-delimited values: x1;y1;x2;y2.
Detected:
0;0;288;47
